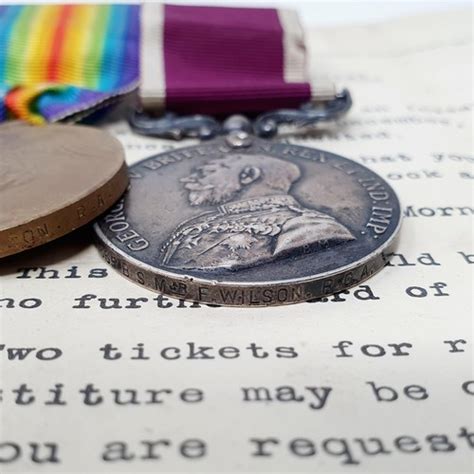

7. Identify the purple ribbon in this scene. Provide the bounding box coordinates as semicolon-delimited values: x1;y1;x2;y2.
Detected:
141;4;312;115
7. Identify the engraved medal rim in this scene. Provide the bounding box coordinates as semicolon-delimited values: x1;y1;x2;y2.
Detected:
0;124;129;258
1;163;129;258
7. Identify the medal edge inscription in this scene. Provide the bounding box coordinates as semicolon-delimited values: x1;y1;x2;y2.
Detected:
0;163;129;258
95;230;398;306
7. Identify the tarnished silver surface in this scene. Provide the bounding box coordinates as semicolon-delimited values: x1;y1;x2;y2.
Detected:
129;89;352;140
94;138;401;306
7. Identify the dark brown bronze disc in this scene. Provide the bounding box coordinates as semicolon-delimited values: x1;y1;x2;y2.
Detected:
0;122;128;257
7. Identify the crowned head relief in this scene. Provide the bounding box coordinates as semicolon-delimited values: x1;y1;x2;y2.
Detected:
160;154;355;271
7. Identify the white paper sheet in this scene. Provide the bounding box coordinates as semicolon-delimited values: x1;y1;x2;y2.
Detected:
0;9;473;473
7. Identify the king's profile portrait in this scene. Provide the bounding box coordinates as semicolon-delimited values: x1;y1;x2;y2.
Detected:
160;154;355;271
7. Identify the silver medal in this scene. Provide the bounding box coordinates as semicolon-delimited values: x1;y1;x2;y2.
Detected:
94;133;401;306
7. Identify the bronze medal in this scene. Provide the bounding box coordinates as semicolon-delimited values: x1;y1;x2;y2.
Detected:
0;122;128;257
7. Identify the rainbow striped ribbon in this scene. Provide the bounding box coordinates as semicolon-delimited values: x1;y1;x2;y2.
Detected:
0;4;139;123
